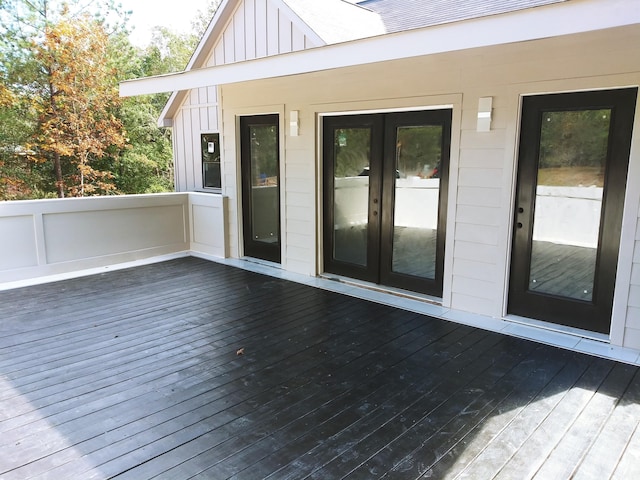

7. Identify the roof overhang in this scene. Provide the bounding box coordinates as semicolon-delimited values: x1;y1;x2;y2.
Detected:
121;0;640;99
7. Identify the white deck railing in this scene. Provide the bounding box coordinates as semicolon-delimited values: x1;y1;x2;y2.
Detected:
0;192;227;286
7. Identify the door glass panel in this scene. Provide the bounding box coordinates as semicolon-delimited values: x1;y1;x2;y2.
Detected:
249;124;279;244
332;127;371;266
528;109;611;301
391;125;442;279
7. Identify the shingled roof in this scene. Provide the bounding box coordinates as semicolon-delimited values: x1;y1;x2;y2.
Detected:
356;0;568;33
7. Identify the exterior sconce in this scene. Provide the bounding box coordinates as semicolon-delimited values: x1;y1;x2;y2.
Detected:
290;110;299;136
477;97;493;132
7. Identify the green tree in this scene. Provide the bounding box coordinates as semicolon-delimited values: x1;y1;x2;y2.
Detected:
192;0;223;39
113;0;223;194
539;109;611;169
33;12;126;196
0;0;129;198
114;25;200;194
0;0;224;199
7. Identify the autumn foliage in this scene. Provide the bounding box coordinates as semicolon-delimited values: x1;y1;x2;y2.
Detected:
0;0;220;200
33;14;125;197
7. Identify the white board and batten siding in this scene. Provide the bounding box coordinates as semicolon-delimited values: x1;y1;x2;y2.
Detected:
172;0;321;192
218;25;640;350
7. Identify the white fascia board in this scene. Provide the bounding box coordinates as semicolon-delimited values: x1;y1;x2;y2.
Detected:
158;91;180;126
121;0;640;97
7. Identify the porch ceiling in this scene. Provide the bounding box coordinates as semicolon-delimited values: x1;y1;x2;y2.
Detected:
1;257;639;479
120;0;640;98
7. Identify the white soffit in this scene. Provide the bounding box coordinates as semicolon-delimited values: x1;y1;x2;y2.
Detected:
121;0;640;97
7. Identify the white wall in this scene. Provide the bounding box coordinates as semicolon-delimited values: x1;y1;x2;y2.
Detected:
218;25;640;347
0;193;227;285
171;0;322;192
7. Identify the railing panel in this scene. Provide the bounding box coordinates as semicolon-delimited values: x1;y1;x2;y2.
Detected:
0;193;227;285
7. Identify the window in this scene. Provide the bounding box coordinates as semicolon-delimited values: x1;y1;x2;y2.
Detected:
201;133;221;189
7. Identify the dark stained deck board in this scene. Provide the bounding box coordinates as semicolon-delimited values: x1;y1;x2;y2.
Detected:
77;311;459;479
0;257;638;479
1;284;330;432
2;302;396;474
125;323;484;479
345;346;593;479
565;367;640;479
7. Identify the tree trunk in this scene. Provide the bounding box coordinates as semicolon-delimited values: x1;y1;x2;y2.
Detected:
53;152;64;198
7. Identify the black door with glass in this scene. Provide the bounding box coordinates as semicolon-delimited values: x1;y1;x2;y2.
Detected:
323;110;451;296
240;114;281;263
509;88;637;334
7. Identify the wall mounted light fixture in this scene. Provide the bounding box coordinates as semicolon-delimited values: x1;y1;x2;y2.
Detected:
290;110;299;136
477;97;493;132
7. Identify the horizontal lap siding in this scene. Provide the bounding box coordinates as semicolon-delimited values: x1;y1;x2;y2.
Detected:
451;89;509;316
219;26;640;347
283;144;315;274
627;214;640;347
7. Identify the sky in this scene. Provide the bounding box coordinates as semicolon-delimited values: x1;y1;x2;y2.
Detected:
119;0;213;47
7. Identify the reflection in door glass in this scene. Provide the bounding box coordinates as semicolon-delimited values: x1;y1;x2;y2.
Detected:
332;128;371;266
392;125;442;279
249;124;279;244
528;109;611;301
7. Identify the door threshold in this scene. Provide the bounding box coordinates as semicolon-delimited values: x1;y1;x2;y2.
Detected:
240;256;282;269
319;273;442;306
504;314;609;343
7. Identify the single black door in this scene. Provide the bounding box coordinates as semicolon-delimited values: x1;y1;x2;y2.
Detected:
240;114;281;263
509;88;637;334
323;109;451;296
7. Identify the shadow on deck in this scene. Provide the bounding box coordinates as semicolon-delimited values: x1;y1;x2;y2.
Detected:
0;257;638;479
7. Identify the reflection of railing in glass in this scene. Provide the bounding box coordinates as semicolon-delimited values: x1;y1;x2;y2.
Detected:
249;125;279;244
528;109;611;302
332;127;371;266
392;125;442;279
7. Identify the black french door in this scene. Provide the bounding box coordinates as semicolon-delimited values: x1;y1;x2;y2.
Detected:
509;88;637;334
323;110;451;296
240;114;281;263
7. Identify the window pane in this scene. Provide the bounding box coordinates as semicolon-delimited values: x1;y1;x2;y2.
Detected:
332;128;371;266
249;125;279;244
528;109;610;301
203;162;221;188
201;133;221;189
391;125;442;279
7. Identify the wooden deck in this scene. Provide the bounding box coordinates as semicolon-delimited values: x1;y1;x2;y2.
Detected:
1;257;639;479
